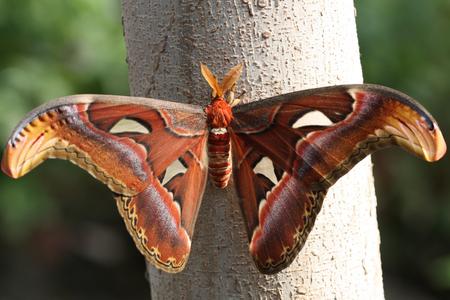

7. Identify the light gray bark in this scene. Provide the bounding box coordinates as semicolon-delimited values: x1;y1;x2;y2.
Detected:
121;0;384;299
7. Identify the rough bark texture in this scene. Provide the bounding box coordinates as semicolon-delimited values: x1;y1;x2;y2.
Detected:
121;0;384;299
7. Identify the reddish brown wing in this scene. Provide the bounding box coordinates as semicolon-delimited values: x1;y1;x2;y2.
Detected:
230;84;446;274
1;95;208;273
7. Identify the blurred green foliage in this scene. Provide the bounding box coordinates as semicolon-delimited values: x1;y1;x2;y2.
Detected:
0;0;128;236
0;0;449;298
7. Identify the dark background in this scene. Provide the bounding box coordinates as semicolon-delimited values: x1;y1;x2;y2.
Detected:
0;1;448;299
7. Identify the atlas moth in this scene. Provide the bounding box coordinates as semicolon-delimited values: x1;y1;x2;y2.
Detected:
1;64;446;274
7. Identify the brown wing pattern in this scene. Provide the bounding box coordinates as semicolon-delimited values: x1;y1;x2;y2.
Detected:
1;94;208;272
230;84;446;274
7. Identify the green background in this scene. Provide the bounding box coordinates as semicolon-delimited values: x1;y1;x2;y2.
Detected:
0;0;449;298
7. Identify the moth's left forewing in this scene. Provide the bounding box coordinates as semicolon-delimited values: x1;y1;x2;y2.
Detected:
230;84;446;274
1;95;209;273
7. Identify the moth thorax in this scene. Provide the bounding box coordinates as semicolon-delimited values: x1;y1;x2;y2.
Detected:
205;98;233;128
207;127;232;188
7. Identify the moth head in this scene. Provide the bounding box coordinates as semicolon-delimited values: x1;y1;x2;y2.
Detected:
200;63;243;106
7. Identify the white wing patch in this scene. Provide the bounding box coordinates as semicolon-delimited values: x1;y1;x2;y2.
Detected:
292;110;333;128
109;118;150;134
253;156;278;185
162;159;188;186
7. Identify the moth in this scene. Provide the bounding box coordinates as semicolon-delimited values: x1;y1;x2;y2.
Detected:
1;64;446;274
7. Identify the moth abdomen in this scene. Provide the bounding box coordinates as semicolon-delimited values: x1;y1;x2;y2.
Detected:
207;128;232;188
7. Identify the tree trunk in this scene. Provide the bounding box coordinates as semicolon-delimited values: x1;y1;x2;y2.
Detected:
121;0;384;298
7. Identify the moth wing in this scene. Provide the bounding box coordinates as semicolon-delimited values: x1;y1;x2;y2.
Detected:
230;84;446;273
2;94;209;272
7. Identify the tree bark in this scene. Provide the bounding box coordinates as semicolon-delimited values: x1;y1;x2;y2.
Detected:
121;0;384;299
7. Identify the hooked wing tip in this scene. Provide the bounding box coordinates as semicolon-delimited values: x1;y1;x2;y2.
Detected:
1;141;22;178
393;110;447;163
1;102;67;179
1;117;59;179
425;124;446;162
349;85;447;163
1;142;35;179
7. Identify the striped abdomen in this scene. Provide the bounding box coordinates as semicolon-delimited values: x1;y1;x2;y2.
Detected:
207;128;232;188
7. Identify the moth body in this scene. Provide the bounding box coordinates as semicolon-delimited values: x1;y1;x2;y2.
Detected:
201;63;242;188
205;98;233;188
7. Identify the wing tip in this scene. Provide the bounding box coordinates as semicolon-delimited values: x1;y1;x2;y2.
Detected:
426;124;447;162
1;111;62;179
1;139;31;179
348;85;447;163
1;144;16;178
